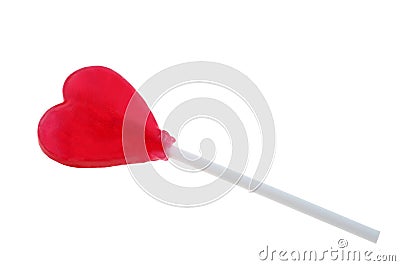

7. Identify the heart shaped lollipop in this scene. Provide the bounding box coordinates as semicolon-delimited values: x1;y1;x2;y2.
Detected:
38;66;379;242
38;66;174;167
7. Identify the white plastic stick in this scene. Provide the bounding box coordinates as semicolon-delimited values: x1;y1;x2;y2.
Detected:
166;145;380;243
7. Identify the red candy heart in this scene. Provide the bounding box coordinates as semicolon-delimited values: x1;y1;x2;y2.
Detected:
38;66;174;167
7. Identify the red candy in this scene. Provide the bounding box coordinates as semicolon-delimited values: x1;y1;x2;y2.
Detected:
38;66;174;167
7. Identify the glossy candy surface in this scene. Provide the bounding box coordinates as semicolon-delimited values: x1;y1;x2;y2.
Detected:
38;66;174;167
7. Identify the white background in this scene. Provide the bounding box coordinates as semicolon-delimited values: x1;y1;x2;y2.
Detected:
1;1;399;265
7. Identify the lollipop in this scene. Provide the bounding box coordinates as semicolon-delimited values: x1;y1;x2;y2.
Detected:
38;66;380;242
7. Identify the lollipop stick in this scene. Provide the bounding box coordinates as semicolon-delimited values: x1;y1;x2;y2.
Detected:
166;145;380;243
